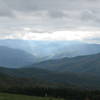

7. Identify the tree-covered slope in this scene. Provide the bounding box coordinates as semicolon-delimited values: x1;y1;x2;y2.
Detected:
29;53;100;75
0;67;100;89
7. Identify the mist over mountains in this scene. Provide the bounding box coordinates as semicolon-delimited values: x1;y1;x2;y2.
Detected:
0;39;100;61
0;39;100;68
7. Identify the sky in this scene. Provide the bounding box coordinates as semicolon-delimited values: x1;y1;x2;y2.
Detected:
0;0;100;43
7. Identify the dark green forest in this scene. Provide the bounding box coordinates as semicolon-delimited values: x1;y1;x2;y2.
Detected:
0;68;100;100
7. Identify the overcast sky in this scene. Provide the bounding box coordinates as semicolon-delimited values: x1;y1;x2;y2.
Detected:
0;0;100;43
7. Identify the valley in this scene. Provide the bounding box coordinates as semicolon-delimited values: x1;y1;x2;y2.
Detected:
0;41;100;99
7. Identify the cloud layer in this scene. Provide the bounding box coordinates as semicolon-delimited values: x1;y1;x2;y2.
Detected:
0;0;100;43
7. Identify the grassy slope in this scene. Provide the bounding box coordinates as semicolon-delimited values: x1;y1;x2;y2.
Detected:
0;93;63;100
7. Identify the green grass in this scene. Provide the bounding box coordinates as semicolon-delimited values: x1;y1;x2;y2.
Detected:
0;93;64;100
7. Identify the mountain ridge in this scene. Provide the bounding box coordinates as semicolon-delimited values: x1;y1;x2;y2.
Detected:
27;53;100;75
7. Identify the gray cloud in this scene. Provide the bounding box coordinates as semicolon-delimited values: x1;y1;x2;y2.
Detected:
48;11;66;19
0;0;100;42
0;0;14;17
0;0;100;20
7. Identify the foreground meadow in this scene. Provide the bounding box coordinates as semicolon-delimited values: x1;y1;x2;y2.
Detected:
0;93;64;100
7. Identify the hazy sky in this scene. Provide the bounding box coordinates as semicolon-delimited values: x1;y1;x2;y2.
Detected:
0;0;100;43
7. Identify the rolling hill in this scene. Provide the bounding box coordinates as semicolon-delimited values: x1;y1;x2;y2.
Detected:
29;53;100;76
0;46;37;68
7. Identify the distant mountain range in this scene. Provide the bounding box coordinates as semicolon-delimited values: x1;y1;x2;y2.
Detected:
0;39;100;70
0;39;100;60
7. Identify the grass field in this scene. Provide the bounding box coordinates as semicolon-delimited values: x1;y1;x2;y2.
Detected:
0;93;64;100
